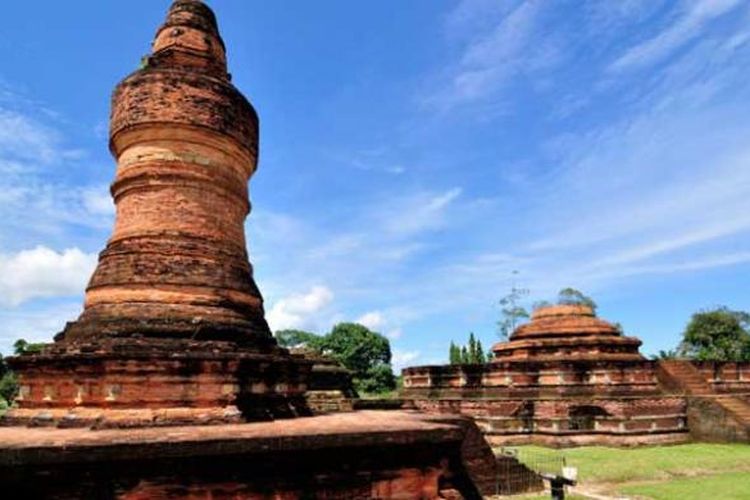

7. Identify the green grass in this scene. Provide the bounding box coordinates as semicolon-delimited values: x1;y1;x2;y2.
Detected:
621;471;750;500
507;443;750;483
525;496;587;500
501;443;750;499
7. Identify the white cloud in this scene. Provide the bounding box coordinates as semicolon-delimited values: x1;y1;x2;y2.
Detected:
355;310;385;331
266;285;334;332
0;246;97;306
391;349;421;372
386;328;403;340
382;188;462;236
609;0;743;72
0;109;60;164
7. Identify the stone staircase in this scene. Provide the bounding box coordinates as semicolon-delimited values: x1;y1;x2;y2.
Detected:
658;360;750;441
714;396;750;425
658;360;714;395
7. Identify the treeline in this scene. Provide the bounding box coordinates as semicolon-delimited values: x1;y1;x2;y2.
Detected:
449;333;488;364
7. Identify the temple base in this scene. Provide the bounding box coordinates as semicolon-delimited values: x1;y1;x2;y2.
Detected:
4;339;312;428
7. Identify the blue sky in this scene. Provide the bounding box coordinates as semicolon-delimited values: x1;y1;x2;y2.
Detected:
1;0;749;370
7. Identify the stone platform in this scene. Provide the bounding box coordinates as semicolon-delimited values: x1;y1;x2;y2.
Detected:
0;410;498;499
5;338;312;428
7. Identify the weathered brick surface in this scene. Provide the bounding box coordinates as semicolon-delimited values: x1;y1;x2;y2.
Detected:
0;411;493;499
290;349;358;414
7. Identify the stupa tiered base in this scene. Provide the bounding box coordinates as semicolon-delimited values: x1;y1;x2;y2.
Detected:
493;305;643;362
4;339;312;428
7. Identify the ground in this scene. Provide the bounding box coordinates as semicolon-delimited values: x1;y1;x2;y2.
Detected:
501;443;750;500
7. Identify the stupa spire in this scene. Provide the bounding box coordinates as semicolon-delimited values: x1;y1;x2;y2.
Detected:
60;0;262;346
149;0;228;79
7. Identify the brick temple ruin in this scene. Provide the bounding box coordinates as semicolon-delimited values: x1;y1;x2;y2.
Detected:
0;2;502;498
403;305;750;446
6;0;312;428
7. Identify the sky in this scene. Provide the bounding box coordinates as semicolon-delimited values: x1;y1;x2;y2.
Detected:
0;0;749;370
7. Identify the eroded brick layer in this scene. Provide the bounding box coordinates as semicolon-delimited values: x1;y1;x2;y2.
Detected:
0;411;501;499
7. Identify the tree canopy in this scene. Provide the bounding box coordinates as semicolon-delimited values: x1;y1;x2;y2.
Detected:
0;353;17;408
679;307;750;361
274;323;397;395
13;339;47;355
274;329;323;350
557;288;597;311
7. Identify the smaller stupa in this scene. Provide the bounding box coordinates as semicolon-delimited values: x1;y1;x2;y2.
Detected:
492;304;643;362
403;303;690;446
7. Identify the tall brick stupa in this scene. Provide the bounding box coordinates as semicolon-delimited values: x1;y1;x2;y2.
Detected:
5;0;312;427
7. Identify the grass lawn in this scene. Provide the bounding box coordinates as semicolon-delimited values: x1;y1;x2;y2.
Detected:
621;471;750;500
501;443;750;499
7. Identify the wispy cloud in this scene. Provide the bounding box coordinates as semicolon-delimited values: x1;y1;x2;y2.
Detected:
425;0;558;110
0;91;112;249
608;0;743;72
380;188;462;236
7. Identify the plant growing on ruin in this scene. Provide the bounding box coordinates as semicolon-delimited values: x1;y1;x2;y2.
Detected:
557;288;597;312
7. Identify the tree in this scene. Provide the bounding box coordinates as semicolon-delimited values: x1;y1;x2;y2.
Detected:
0;370;17;406
13;339;46;355
460;346;469;364
679;307;750;361
557;288;597;312
497;276;529;339
321;323;396;394
450;333;488;364
357;364;397;394
468;333;478;362
475;340;486;364
274;329;323;350
0;353;17;407
651;349;679;360
449;342;461;365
